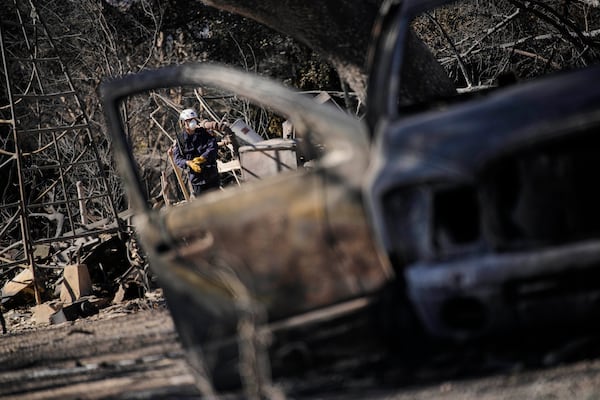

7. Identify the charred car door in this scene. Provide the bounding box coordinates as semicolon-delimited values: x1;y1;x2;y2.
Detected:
100;65;393;390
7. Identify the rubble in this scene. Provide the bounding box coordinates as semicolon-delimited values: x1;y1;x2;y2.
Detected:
0;233;154;331
59;264;92;303
1;268;35;304
31;303;60;325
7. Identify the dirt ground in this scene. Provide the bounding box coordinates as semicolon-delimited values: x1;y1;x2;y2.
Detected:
2;290;600;400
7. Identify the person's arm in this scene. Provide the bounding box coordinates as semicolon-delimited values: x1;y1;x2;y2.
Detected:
171;140;188;169
198;136;218;163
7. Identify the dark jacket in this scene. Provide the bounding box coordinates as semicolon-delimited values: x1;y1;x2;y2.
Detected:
173;127;219;186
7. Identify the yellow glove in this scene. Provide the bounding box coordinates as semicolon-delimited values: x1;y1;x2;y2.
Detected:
192;156;206;164
186;160;202;173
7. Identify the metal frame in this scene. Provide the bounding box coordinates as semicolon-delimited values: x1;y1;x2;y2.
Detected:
0;0;121;302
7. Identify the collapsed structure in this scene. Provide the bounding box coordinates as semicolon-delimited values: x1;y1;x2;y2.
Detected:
0;0;133;320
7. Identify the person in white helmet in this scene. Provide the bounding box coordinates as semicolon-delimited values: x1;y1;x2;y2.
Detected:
172;108;230;196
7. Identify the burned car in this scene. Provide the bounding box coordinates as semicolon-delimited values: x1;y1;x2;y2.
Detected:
100;0;600;393
366;67;600;340
365;0;600;341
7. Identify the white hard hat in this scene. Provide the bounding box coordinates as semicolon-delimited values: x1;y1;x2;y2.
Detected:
179;108;198;121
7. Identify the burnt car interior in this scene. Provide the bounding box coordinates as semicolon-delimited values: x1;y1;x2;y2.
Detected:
101;0;600;395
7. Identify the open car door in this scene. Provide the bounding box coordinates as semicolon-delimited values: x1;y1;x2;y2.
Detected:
100;64;393;391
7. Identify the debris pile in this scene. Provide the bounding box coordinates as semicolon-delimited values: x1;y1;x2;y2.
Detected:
0;232;157;332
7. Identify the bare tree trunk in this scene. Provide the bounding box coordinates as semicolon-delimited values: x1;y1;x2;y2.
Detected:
200;0;456;103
